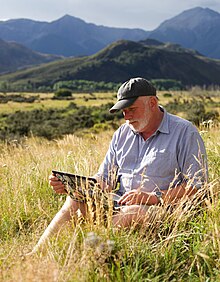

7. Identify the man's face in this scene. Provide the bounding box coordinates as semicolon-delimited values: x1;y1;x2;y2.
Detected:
122;96;151;133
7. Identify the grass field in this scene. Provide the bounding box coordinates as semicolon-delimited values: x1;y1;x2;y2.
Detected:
0;89;219;115
0;90;219;281
0;92;115;114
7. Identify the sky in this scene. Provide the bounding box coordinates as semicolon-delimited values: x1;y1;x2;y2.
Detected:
1;0;220;30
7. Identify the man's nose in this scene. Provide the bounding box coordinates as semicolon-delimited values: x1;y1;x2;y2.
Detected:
123;110;132;120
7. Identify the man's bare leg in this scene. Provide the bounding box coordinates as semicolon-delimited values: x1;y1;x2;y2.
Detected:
112;205;151;228
29;202;152;255
30;196;87;254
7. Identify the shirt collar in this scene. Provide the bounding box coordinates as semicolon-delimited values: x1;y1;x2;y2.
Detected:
156;106;169;134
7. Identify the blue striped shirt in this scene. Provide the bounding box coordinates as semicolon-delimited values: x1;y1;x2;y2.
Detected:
97;107;208;194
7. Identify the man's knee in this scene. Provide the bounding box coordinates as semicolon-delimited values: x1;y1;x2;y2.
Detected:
63;196;87;217
112;205;150;227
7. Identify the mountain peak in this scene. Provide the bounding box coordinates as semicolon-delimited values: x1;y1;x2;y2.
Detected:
158;7;220;30
186;6;220;15
0;7;220;59
148;6;220;58
61;14;73;19
52;14;86;25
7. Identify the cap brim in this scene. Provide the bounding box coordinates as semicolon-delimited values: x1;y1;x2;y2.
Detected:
109;97;137;113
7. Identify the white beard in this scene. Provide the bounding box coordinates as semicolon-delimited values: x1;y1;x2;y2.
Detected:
126;117;149;133
125;97;152;133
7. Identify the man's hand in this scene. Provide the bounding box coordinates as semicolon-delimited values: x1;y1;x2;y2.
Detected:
49;173;67;194
118;190;158;206
95;176;113;192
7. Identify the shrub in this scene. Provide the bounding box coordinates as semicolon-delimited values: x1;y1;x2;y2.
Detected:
165;99;219;126
54;88;73;99
0;103;122;141
163;92;173;98
0;94;39;103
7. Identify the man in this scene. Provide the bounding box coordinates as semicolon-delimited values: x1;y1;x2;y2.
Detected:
31;77;208;253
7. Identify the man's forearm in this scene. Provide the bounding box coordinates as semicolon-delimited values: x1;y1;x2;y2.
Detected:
162;183;197;204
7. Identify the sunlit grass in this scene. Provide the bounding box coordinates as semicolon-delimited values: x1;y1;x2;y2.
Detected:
1;90;219;115
0;90;219;281
0;122;219;281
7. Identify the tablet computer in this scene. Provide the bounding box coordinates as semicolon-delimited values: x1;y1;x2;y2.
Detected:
52;170;122;209
52;170;97;197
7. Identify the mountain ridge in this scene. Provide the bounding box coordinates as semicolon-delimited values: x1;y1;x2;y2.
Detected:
0;7;219;58
1;39;220;89
1;6;220;79
0;14;149;56
157;7;220;29
0;38;61;73
149;7;220;58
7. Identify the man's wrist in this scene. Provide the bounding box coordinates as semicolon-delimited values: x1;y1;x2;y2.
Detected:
138;191;164;205
153;191;164;205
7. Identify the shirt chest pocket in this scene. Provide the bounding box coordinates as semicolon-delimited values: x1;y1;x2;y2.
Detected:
144;151;173;177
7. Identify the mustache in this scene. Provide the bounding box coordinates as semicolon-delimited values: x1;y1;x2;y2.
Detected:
126;119;138;123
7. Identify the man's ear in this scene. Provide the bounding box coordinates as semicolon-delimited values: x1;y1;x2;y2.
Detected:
149;96;158;110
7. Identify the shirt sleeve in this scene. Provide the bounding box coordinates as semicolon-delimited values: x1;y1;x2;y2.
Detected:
95;130;119;186
177;126;208;188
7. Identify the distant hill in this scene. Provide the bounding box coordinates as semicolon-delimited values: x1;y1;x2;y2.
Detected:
1;40;220;88
0;7;220;59
0;39;61;73
149;7;220;59
0;15;149;57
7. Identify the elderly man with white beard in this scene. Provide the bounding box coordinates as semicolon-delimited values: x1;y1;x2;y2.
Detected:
31;77;208;253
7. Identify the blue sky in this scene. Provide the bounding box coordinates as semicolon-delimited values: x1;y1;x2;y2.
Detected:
1;0;220;30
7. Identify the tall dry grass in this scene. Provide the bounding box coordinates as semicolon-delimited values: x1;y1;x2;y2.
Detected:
0;125;219;281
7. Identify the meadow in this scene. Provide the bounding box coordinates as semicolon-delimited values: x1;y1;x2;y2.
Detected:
0;89;219;281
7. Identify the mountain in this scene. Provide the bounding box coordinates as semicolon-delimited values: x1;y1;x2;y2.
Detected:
148;7;220;59
0;38;61;73
0;8;220;59
0;15;149;57
1;40;220;88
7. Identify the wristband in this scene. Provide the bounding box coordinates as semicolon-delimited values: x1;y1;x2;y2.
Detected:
153;191;164;205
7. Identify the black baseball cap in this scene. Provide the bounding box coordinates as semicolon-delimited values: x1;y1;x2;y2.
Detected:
109;77;156;113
